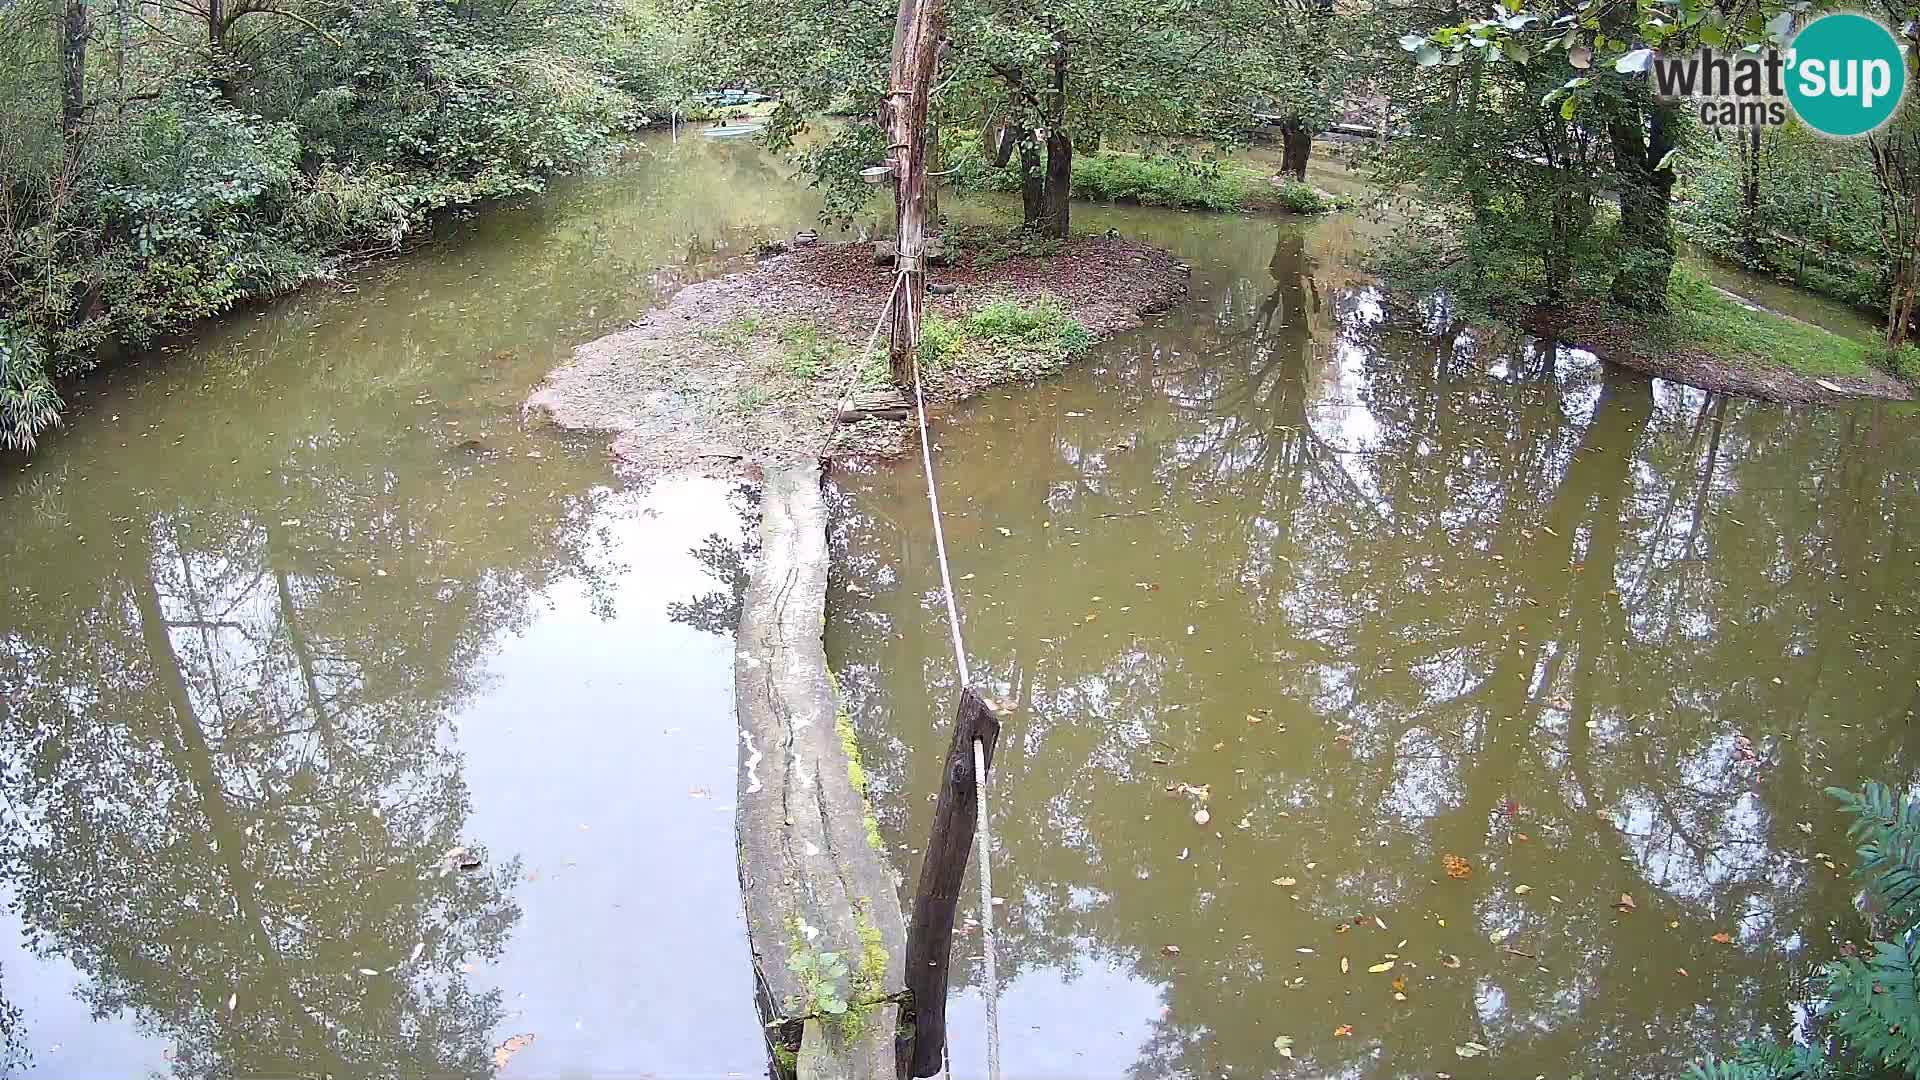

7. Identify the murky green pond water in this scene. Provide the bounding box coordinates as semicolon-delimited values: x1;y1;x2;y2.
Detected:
0;126;1911;1079
0;131;843;1078
827;205;1920;1078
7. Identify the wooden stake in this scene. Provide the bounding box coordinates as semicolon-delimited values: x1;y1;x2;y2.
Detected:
884;0;943;387
902;689;1000;1078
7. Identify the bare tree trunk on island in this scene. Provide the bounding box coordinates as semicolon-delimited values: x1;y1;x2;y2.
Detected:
1280;119;1311;181
883;0;943;385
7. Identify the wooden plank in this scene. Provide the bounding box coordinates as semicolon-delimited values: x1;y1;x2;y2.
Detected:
903;689;1001;1078
736;462;908;1080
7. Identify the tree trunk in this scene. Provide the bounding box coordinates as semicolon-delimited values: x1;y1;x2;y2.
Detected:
882;0;944;386
60;0;87;144
1019;141;1044;226
1737;123;1765;264
1040;130;1071;238
1279;119;1311;181
1606;99;1679;310
1037;38;1070;239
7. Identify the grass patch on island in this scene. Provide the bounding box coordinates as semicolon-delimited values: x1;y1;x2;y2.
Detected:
859;295;1095;389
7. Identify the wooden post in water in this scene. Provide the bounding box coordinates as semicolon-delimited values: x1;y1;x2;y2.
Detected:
902;689;1001;1078
883;0;942;387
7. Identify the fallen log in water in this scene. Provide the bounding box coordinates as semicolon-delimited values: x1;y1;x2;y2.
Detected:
736;462;908;1080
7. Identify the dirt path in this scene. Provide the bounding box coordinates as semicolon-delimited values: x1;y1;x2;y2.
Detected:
526;237;1189;478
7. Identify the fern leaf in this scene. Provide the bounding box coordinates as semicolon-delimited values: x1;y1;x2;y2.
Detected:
1830;783;1920;924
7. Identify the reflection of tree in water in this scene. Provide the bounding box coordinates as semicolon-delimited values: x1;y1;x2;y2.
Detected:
0;405;621;1075
827;222;1920;1079
668;481;763;636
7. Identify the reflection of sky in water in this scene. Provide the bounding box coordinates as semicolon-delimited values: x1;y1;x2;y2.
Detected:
0;479;762;1077
459;478;761;1077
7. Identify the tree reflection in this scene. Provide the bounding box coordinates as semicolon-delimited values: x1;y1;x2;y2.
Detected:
0;375;620;1075
827;222;1920;1079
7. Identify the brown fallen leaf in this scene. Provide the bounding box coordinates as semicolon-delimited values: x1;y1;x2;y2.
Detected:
1711;932;1734;944
1614;893;1637;913
1162;944;1182;956
493;1033;535;1071
1442;854;1472;879
1441;954;1462;969
1333;1024;1353;1037
1391;974;1408;994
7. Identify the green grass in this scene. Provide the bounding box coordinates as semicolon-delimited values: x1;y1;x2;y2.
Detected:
966;296;1094;354
852;296;1094;389
777;321;836;379
1663;268;1882;379
1067;152;1261;212
701;313;766;352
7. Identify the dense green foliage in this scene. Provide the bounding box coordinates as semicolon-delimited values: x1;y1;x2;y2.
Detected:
1689;782;1920;1079
698;0;1359;236
0;0;677;449
1676;125;1886;312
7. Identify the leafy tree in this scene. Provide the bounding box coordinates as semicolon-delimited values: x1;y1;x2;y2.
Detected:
1396;0;1805;311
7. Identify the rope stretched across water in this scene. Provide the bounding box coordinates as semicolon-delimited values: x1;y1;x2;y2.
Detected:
825;257;1003;1080
907;326;999;1080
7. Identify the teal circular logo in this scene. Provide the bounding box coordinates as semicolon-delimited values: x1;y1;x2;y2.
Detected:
1786;13;1907;137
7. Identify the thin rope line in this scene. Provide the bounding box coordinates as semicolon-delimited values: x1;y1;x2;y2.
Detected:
819;268;910;458
908;338;971;688
972;736;1002;1080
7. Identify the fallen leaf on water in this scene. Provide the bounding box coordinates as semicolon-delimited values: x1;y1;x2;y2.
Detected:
1273;1035;1294;1058
1340;956;1350;973
1273;876;1298;887
1334;1025;1353;1037
1162;944;1182;956
227;992;238;1012
1614;893;1637;913
410;942;425;964
1193;809;1211;826
1488;928;1511;944
1375;916;1389;931
1391;974;1408;994
1456;1041;1488;1058
358;968;379;977
1676;967;1690;977
1335;922;1352;934
1368;961;1396;973
461;962;477;974
1513;885;1532;895
1711;932;1734;944
1797;822;1814;835
1296;947;1316;954
1442;854;1472;879
1442;954;1462;969
493;1033;535;1071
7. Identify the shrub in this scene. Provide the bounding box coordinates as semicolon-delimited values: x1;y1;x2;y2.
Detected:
917;312;964;368
0;325;60;453
1274;179;1338;214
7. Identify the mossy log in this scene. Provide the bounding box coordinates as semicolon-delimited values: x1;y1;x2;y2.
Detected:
736;462;908;1080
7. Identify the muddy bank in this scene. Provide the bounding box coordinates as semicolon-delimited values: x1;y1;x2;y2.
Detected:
525;236;1189;476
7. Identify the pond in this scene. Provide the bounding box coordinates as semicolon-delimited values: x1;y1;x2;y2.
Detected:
0;130;845;1077
0;125;1911;1080
826;204;1920;1078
